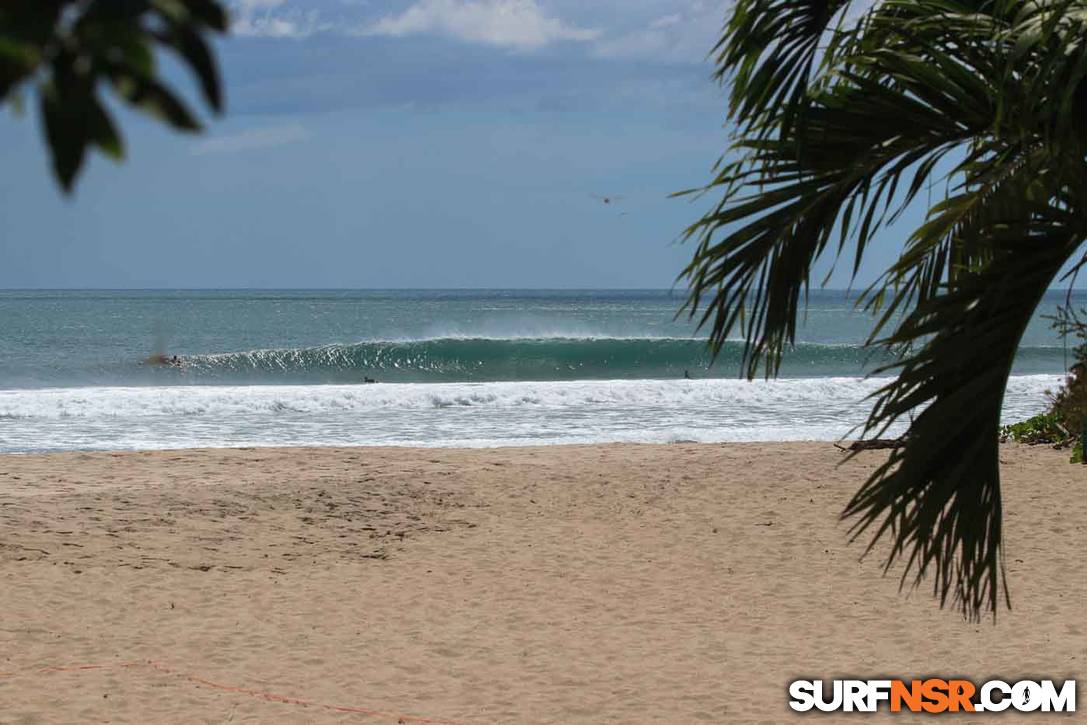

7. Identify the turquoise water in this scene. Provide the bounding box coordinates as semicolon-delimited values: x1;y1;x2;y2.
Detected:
0;289;1077;451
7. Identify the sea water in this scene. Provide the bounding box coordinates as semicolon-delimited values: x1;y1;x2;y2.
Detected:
0;289;1077;452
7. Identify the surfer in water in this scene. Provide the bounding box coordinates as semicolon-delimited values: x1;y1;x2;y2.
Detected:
145;353;182;367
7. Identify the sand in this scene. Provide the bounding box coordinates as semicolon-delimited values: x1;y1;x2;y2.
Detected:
0;442;1083;724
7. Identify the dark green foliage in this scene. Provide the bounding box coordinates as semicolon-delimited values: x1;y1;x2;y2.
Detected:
1004;305;1087;462
1049;306;1087;450
683;0;1087;618
1000;413;1072;446
0;0;228;191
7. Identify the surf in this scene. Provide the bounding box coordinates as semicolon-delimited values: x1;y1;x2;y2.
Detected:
168;337;1068;384
0;375;1061;453
177;336;887;383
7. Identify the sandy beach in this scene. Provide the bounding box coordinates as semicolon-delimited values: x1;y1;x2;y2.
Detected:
0;442;1083;723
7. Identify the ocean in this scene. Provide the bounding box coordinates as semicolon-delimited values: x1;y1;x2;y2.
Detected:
0;289;1077;453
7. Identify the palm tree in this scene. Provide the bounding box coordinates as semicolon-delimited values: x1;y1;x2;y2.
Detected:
681;0;1087;618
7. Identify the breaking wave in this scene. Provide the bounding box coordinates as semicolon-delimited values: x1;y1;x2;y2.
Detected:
0;375;1061;453
162;337;1069;383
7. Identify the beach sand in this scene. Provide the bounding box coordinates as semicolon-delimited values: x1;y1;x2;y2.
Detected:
0;443;1083;724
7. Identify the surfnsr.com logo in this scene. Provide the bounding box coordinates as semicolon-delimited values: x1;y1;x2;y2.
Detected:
789;679;1076;713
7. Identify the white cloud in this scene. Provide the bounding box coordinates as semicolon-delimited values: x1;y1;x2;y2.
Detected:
649;13;682;30
364;0;600;50
593;1;726;63
192;124;310;155
231;0;326;38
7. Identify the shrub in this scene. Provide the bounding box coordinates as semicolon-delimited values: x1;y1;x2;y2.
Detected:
1003;306;1087;463
1000;412;1072;446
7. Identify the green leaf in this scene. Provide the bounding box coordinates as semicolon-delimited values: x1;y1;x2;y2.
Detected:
39;80;88;193
111;72;201;131
86;95;124;160
2;0;227;191
157;24;221;111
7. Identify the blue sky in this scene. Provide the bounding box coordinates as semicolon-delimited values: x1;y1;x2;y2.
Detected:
0;0;1027;289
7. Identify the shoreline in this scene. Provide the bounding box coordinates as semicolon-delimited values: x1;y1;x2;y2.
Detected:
1;438;851;455
2;442;1083;723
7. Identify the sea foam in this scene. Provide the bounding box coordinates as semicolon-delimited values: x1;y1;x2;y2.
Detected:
0;375;1061;453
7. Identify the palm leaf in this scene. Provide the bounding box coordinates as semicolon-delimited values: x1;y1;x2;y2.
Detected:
686;0;1087;617
846;208;1084;617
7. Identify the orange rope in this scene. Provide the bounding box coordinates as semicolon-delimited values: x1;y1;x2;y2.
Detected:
0;660;465;724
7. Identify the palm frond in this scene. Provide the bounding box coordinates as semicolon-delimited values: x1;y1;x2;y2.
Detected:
682;36;994;376
687;0;1087;617
845;212;1084;618
714;0;858;136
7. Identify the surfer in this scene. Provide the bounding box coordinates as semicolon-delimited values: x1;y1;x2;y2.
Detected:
144;353;182;367
363;376;376;384
684;369;691;379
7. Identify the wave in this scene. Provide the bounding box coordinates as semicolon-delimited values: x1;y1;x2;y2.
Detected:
181;336;727;380
0;376;1060;453
0;374;1060;420
165;337;1069;383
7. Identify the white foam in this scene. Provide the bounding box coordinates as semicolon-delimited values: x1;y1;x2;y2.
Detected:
0;375;1062;453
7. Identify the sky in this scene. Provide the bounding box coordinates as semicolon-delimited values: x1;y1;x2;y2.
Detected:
0;0;1053;290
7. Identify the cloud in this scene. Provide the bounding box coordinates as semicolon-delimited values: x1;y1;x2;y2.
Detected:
649;14;682;30
364;0;600;50
231;0;326;38
192;124;310;155
593;1;725;63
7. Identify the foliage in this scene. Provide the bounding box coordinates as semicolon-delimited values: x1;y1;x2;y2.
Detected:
682;0;1087;618
999;413;1072;446
1002;305;1087;462
1048;306;1087;445
0;0;228;191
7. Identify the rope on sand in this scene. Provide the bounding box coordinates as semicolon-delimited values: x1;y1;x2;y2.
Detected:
0;660;465;724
